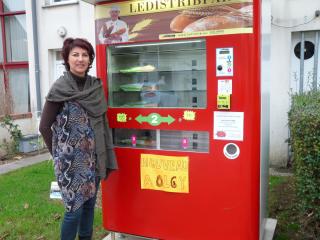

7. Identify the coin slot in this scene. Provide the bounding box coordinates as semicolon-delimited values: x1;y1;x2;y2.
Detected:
223;143;240;160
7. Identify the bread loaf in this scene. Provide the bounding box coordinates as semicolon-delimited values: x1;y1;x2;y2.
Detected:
183;15;251;33
237;5;253;17
170;14;202;32
182;5;235;17
228;4;253;22
102;24;113;38
110;28;126;36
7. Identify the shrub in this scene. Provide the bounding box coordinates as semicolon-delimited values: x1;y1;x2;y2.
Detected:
0;115;22;156
288;91;320;229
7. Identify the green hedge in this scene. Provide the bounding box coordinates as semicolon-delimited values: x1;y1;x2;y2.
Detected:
288;91;320;221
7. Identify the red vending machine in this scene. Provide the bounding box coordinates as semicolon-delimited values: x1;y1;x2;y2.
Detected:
91;0;269;239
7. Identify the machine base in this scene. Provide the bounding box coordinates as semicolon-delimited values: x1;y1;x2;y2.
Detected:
103;233;157;240
103;218;277;240
263;218;277;240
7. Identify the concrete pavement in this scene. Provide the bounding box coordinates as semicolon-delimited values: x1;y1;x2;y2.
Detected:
0;152;51;175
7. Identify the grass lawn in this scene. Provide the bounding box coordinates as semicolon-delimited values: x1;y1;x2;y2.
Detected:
0;162;316;240
0;161;108;240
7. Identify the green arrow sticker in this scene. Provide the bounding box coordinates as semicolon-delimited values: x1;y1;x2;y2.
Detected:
135;113;175;126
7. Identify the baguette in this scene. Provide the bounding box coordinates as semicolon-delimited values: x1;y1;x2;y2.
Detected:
110;28;126;36
183;15;251;33
237;5;253;17
170;14;202;32
102;24;113;38
228;4;253;21
182;5;236;17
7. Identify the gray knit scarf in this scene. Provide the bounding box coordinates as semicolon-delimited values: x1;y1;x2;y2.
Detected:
47;71;118;179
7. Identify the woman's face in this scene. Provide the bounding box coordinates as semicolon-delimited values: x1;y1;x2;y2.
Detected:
68;47;90;77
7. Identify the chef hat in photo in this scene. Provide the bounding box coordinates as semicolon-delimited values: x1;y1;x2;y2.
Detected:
110;5;120;12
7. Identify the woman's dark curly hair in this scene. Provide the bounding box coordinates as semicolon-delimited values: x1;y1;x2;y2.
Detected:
61;38;95;74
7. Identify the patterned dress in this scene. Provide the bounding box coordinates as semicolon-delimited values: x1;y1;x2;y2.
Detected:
52;101;96;212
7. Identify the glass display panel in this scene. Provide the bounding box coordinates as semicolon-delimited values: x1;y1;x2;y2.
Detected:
114;129;157;149
114;128;209;152
160;130;209;153
107;39;207;108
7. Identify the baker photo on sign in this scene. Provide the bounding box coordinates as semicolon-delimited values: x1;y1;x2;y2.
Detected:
98;5;129;44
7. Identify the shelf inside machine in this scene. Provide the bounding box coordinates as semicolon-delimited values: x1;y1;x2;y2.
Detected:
107;39;207;108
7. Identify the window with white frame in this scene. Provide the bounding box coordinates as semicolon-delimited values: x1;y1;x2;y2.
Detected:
0;0;29;116
52;0;75;2
44;0;78;6
290;31;320;94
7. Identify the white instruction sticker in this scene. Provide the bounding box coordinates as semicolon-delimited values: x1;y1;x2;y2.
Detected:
213;111;244;141
218;79;232;94
216;48;234;77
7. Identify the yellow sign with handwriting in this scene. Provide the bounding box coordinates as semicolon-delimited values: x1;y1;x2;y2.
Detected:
217;94;231;109
140;154;189;193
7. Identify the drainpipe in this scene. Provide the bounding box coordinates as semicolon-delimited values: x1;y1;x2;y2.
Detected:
31;0;42;113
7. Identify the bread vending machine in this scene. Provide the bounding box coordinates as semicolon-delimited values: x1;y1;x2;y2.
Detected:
92;0;269;239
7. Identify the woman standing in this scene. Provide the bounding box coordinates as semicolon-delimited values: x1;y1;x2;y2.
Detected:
39;38;117;240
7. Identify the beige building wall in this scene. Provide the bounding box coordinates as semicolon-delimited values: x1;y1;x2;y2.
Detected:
7;0;320;165
270;0;320;166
